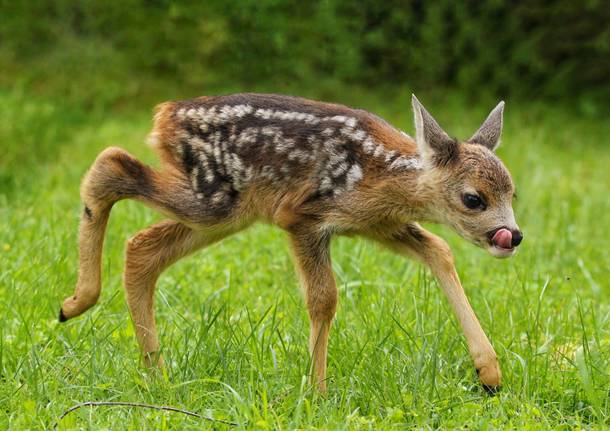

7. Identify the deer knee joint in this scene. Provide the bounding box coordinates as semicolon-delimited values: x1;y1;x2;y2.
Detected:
307;285;338;322
125;234;157;278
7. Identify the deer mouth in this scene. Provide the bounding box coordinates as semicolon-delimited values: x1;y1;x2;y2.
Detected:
487;227;515;258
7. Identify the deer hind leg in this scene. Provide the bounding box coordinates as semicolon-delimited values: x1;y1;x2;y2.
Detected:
60;146;200;321
288;227;337;392
124;220;228;366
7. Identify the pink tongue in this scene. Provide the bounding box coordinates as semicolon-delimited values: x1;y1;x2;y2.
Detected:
492;229;513;249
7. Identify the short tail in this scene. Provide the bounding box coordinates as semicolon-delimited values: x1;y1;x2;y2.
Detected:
60;147;157;321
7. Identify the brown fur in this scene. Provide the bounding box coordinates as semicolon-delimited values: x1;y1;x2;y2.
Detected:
60;93;522;392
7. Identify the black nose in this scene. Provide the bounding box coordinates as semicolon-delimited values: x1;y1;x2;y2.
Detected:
511;230;523;247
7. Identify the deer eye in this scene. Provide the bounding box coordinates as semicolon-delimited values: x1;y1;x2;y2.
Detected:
463;193;486;210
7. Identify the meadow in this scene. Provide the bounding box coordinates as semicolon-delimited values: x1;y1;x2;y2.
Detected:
0;85;608;429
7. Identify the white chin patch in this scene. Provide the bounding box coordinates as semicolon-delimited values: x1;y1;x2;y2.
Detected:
488;245;516;259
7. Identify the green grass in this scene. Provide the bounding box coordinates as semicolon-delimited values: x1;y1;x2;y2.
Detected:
0;86;608;430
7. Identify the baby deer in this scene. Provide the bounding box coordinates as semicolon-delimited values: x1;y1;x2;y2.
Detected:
60;93;522;392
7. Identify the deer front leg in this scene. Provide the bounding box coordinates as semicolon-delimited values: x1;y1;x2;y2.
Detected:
288;227;337;392
379;223;501;390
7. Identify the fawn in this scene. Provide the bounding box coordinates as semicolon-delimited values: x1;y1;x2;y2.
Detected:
60;93;522;392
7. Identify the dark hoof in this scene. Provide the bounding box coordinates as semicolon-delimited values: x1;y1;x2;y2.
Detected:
483;384;501;395
58;308;68;322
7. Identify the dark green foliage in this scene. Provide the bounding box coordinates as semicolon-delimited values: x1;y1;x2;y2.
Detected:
1;1;608;107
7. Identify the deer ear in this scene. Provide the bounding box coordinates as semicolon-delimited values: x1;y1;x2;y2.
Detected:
469;101;504;151
411;95;458;164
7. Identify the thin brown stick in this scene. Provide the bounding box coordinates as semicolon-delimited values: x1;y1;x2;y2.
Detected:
53;401;238;429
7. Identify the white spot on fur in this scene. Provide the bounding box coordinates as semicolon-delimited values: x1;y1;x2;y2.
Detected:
389;156;422;170
275;138;295;153
231;153;244;173
211;191;226;204
362;138;376;154
260;165;278;182
235;127;259;148
261;126;275;135
352;130;366;141
204;169;215;183
373;145;385;158
345;164;363;189
234;104;252;117
248;109;358;127
384;150;397;162
329;115;349;124
288;149;310;163
190;135;214;156
192;167;199;190
332;161;348;177
319;176;332;192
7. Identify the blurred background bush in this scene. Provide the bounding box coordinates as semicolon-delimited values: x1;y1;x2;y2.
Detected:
1;0;609;111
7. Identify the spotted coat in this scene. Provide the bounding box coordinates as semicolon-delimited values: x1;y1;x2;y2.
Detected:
150;93;422;218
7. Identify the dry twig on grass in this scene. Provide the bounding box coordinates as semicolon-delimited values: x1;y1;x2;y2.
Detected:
53;401;238;429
